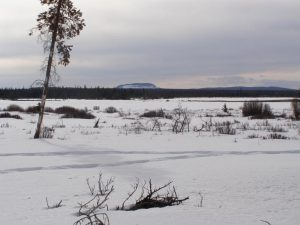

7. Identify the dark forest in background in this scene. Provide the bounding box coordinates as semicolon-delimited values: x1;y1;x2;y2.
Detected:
0;87;299;100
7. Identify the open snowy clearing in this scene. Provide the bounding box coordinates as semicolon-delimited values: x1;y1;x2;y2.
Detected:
0;98;299;225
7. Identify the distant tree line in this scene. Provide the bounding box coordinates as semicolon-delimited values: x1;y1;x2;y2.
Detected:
0;87;299;100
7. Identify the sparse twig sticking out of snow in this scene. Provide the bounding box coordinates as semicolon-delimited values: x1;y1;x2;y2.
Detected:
45;197;63;209
198;192;204;207
86;178;96;196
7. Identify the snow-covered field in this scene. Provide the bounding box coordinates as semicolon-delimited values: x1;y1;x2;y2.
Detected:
0;98;299;225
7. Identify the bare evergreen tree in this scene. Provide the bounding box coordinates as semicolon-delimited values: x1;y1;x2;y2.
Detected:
30;0;85;138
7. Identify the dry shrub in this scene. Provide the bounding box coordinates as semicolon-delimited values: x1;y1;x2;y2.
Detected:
5;104;54;114
214;121;236;135
55;106;95;119
104;106;118;114
141;109;165;118
41;127;54;139
26;105;40;113
242;101;274;119
75;173;114;225
131;120;147;134
0;112;22;120
5;104;24;112
55;106;79;114
263;133;289;140
242;101;262;117
171;107;191;133
45;107;55;113
248;133;259;139
267;125;287;133
61;111;95;119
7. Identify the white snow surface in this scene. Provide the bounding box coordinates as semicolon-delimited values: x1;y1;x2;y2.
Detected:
0;98;299;225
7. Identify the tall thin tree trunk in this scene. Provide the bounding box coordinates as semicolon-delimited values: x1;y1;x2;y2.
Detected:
34;0;63;139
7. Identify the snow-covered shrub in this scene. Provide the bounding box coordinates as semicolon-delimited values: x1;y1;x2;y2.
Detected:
93;105;100;111
52;121;65;128
263;133;289;140
257;120;270;127
150;118;163;132
214;121;236;135
237;122;250;131
104;106;118;113
0;123;10;128
267;125;287;133
26;104;40;113
132;120;146;134
171;107;191;133
216;112;232;117
193;117;213;133
248;133;259;139
41;127;54;139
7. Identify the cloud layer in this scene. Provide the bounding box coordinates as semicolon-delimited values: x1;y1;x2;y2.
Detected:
0;0;299;88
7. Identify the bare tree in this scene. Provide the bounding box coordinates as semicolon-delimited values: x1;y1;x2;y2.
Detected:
30;0;85;138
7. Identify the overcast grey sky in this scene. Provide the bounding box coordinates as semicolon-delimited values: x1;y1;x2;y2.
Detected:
0;0;299;88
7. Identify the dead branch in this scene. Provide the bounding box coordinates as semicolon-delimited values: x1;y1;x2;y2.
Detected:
86;178;96;196
119;179;139;210
78;186;114;216
260;220;272;225
94;119;100;128
74;212;109;225
98;172;114;196
151;118;162;132
119;179;189;211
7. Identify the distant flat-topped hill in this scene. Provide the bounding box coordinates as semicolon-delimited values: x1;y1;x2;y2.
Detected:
116;83;158;89
115;84;295;91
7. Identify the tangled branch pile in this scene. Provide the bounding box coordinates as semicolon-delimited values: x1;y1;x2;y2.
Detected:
119;179;189;211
